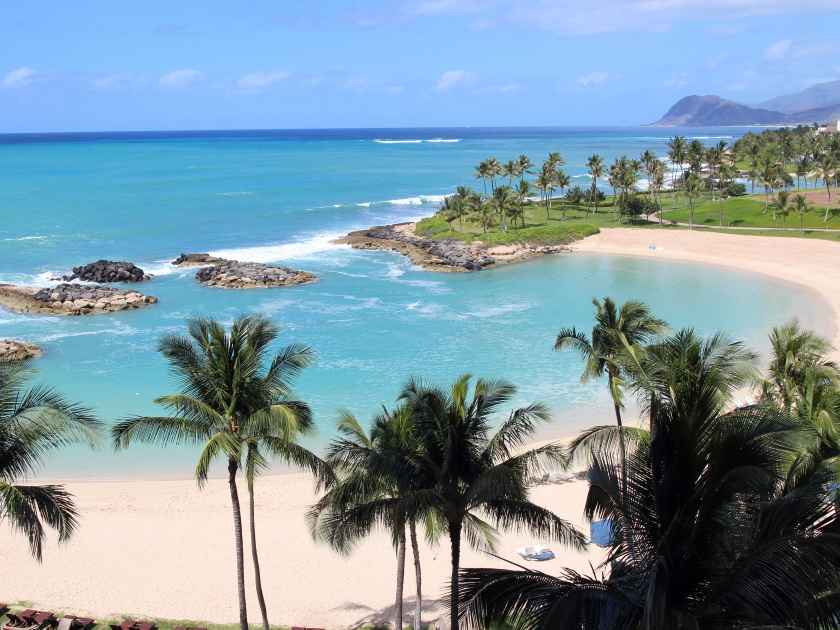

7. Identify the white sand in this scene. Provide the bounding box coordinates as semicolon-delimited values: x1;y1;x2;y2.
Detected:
0;473;599;628
5;228;840;628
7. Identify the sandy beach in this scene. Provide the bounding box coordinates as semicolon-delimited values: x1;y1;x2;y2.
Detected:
5;227;840;628
0;472;599;628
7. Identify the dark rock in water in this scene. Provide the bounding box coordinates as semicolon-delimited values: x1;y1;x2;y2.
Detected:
64;260;149;283
360;225;494;271
194;261;317;289
172;252;226;267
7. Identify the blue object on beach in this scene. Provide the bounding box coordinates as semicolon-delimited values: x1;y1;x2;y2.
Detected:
590;519;613;547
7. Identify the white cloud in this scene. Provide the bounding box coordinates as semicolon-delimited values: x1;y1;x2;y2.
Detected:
2;66;36;88
236;71;290;90
159;68;203;88
436;69;469;91
764;39;792;60
576;71;610;87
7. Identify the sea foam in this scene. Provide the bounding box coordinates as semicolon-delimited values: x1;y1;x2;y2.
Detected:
209;232;348;264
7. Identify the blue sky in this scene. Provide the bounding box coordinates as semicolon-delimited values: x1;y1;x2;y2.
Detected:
2;0;840;131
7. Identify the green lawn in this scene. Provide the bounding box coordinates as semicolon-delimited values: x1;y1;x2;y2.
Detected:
415;199;631;245
660;194;840;230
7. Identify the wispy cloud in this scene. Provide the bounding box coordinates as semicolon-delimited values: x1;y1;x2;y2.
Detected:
764;39;792;60
400;0;840;35
576;71;610;87
436;69;470;91
159;68;203;88
236;71;290;90
91;74;136;90
2;66;37;88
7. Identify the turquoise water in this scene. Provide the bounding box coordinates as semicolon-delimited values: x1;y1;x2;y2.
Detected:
0;127;825;477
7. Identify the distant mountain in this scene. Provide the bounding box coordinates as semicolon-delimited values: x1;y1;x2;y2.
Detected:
759;80;840;114
652;86;840;127
652;95;787;126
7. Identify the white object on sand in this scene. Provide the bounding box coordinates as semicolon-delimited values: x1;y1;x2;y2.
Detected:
515;545;556;561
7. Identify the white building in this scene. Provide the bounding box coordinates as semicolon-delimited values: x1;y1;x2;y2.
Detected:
818;119;840;134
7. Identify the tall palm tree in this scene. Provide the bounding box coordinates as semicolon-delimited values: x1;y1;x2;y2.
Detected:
650;160;665;224
457;331;840;630
586;154;604;215
515;180;531;228
813;153;836;220
554;298;665;494
535;169;552;221
554;170;570;219
667;135;687;208
502;160;518;187
474;161;490;198
399;375;585;630
0;361;100;560
516;154;533;184
684;172;702;229
309;405;427;630
794;193;810;234
112;316;328;630
486;157;502;194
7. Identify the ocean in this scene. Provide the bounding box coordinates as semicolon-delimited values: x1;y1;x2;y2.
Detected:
0;127;824;477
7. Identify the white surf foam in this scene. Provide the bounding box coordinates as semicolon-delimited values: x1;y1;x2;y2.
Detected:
3;235;48;242
374;139;423;144
466;302;533;319
209;232;348;264
425;138;461;143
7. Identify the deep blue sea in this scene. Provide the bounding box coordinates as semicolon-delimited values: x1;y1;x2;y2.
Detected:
0;127;826;477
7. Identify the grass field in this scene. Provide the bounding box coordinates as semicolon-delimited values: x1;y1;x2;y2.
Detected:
414;191;840;246
660;195;840;230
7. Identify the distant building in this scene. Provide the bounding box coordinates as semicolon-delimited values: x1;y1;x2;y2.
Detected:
818;119;840;134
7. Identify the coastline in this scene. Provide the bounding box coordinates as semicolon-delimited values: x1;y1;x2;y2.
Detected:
6;227;840;628
571;228;840;358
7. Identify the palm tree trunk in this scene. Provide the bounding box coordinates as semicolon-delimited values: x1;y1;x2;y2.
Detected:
395;525;406;630
248;482;270;630
409;520;422;630
449;520;462;630
228;458;249;630
608;373;628;499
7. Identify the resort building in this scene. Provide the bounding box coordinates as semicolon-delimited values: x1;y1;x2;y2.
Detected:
818;119;840;134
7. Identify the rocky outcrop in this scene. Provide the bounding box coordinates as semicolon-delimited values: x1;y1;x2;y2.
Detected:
172;253;227;267
63;260;150;283
0;283;158;316
0;339;42;361
341;224;494;272
194;261;317;289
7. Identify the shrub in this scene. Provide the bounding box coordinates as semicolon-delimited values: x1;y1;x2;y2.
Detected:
726;182;747;197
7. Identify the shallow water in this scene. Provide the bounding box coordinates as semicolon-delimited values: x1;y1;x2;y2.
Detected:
0;127;826;477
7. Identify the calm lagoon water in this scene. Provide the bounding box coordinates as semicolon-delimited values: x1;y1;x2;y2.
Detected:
0;127;826;477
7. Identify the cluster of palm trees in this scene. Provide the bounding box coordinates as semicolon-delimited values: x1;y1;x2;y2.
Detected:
7;306;840;630
459;302;840;629
734;126;840;222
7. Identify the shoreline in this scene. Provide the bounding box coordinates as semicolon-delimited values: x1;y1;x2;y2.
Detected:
571;228;840;357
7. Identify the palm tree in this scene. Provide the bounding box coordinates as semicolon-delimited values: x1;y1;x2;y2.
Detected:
555;298;665;494
554;170;570;219
760;320;838;414
813;153;836;220
492;185;517;230
772;190;790;224
400;375;585;630
515;180;531;228
309;405;428;630
486;157;502;193
586;154;604;215
650;160;665;224
458;331;840;630
474;199;495;233
502;160;518;187
535;169;552;221
794;193;810;234
474;161;490;197
516;154;533;184
112;316;328;630
667;135;687;208
0;361;100;560
684;172;702;229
